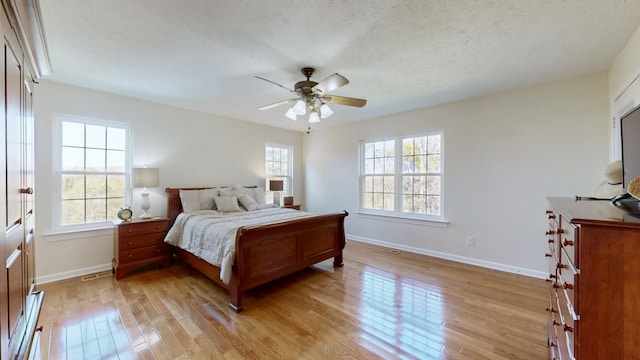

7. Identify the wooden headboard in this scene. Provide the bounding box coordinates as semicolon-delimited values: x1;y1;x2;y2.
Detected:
166;186;258;226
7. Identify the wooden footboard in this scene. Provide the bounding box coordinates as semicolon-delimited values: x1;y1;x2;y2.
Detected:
166;187;347;312
171;211;347;312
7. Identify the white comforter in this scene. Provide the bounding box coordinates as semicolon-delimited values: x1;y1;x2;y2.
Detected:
164;208;314;284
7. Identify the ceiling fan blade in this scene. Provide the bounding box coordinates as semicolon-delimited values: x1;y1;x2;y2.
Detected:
257;98;297;110
322;95;367;107
312;73;349;94
255;76;295;92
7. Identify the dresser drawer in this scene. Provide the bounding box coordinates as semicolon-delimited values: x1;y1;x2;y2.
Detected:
118;220;168;237
119;244;169;264
555;295;574;360
560;218;577;269
119;232;166;250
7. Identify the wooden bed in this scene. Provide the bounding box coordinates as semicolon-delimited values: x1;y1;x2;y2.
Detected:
165;187;348;312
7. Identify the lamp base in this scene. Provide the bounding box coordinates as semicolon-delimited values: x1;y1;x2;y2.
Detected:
273;191;281;207
140;192;153;219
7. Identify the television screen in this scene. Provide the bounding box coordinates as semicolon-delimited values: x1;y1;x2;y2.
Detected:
621;104;640;193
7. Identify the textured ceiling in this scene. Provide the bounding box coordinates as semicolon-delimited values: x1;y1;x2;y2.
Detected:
38;0;640;132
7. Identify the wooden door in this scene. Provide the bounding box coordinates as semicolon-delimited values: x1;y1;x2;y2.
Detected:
4;27;25;346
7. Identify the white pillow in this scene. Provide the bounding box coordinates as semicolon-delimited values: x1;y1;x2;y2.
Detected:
214;196;241;213
179;188;219;212
219;184;243;197
242;187;266;205
238;194;259;211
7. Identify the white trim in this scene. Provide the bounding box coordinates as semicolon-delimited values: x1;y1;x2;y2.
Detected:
346;235;546;280
356;211;448;228
43;227;114;242
359;131;444;219
36;263;112;284
52;113;133;233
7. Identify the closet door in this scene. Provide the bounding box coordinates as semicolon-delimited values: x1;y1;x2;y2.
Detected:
4;33;25;343
23;78;34;294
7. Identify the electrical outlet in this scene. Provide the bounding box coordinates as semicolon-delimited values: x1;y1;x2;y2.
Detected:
465;236;474;246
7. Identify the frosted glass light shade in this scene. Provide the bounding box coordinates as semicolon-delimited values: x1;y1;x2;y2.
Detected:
292;99;307;115
320;103;333;118
309;111;320;123
284;108;297;120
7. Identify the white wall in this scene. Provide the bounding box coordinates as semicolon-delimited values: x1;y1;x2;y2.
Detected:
34;81;303;283
304;73;609;277
610;25;640;99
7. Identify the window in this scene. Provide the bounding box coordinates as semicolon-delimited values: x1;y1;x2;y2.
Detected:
54;115;131;230
360;132;443;219
265;144;292;202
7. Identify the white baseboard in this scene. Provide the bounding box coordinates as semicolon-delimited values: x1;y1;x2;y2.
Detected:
37;263;113;285
346;234;547;280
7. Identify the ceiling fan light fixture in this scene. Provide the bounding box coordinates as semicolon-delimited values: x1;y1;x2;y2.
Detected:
292;99;307;115
320;103;333;118
309;110;320;123
284;108;297;120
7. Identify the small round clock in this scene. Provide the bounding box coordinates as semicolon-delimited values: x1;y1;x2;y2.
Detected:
117;206;133;221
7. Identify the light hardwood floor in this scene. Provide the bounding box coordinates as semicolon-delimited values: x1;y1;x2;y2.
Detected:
37;241;550;359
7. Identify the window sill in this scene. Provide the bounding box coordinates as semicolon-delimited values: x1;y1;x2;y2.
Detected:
355;211;449;228
44;225;114;243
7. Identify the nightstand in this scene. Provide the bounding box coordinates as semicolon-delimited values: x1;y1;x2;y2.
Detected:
284;204;301;210
112;217;170;279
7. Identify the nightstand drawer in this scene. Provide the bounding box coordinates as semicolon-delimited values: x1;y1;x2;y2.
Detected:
118;220;168;237
119;232;165;250
120;244;169;264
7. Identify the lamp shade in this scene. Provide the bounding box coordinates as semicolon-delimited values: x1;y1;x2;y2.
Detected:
269;179;284;191
133;168;159;188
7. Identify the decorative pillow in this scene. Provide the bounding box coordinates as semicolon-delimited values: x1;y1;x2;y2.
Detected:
219;184;243;198
238;194;259;211
179;188;219;212
242;187;266;205
214;196;241;213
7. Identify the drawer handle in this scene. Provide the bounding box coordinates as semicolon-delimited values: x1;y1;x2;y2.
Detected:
563;324;573;333
552;320;561;327
545;253;552;258
562;239;574;247
556;262;567;270
548;273;556;280
552;283;562;289
545;306;557;313
547;239;554;244
563;282;573;290
546;230;555;235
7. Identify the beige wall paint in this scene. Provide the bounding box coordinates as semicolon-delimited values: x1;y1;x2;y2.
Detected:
34;81;303;282
304;73;609;277
609;25;640;99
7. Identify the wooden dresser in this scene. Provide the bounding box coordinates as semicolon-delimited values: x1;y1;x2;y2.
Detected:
113;217;171;279
545;197;640;360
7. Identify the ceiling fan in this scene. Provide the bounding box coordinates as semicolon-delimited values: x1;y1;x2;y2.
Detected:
256;67;366;123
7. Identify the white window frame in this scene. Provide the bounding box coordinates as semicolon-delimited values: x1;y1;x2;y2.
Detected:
358;131;446;226
52;114;132;232
265;143;293;202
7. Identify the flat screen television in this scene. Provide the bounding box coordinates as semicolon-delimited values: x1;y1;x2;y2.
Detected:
616;104;640;204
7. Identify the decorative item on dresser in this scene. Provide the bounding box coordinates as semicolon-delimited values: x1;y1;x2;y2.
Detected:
284;204;301;210
113;217;171;279
545;197;640;360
